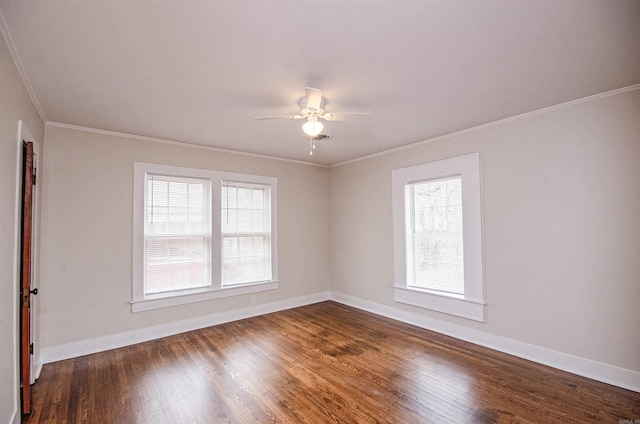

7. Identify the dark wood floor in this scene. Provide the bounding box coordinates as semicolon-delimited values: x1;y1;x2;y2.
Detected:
25;301;639;423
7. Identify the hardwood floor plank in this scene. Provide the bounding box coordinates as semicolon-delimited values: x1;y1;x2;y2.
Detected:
25;302;639;423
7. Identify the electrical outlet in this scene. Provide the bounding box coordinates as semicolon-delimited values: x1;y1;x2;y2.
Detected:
250;295;256;306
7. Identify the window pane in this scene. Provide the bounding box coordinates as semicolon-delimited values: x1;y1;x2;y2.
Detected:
222;237;238;258
150;207;168;228
252;210;264;232
237;210;252;232
221;181;271;286
222;209;237;233
145;236;210;294
407;176;464;295
221;235;270;285
238;187;252;209
226;186;237;208
188;183;204;208
145;174;211;295
238;236;253;257
252;189;264;209
149;180;168;207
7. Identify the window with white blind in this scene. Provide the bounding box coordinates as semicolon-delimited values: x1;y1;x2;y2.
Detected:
392;153;485;322
406;176;464;295
132;163;278;312
221;182;272;286
145;175;211;295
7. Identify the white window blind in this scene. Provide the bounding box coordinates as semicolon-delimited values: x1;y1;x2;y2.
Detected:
145;174;211;295
406;176;464;295
221;181;271;286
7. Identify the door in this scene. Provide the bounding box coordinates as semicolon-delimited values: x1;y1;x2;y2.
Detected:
20;140;36;414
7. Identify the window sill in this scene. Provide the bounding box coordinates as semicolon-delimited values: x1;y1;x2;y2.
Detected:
131;280;279;312
393;285;485;322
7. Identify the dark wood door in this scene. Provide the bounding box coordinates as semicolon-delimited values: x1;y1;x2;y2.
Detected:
20;141;34;414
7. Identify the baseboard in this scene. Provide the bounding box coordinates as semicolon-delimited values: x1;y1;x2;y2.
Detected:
8;407;20;424
40;291;330;364
38;289;639;393
330;292;640;393
33;361;43;381
5;366;40;424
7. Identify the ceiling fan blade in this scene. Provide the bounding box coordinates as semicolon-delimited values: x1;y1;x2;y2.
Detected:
254;114;304;120
323;112;370;121
305;87;323;110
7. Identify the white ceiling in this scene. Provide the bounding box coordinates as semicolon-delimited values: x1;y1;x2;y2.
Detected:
1;1;639;166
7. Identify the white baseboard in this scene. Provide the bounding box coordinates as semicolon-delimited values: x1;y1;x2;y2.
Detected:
4;363;42;424
8;409;19;424
33;361;43;381
40;291;330;364
38;290;639;393
329;292;640;393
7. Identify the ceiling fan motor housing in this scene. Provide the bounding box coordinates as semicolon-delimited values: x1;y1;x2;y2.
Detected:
299;97;326;118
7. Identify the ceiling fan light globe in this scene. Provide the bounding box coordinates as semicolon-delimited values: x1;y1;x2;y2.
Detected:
302;120;324;137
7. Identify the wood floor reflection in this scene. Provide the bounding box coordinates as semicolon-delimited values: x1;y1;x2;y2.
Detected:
25;301;639;423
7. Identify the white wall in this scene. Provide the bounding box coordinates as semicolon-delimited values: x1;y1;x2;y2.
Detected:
38;125;330;351
0;31;44;424
329;89;640;376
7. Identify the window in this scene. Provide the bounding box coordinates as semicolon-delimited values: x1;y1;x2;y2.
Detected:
392;153;484;321
145;175;211;295
406;176;464;294
221;182;272;286
133;163;278;312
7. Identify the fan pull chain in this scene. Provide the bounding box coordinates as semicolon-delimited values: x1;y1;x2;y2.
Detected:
309;137;314;155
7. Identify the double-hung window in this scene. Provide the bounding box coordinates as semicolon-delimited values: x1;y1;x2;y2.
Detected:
221;182;272;286
392;153;485;321
406;176;464;294
133;163;278;312
145;175;211;295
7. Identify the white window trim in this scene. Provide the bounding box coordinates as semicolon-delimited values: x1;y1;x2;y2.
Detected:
132;162;278;312
392;153;485;322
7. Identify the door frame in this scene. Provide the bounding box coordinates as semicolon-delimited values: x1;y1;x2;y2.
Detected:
27;141;40;383
13;120;40;415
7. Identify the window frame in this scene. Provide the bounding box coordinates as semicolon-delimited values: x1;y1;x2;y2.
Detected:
391;153;485;322
132;162;278;312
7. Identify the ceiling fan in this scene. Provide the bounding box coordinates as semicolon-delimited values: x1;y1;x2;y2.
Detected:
254;87;370;155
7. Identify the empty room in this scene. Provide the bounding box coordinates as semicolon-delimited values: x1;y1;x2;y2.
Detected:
1;1;639;423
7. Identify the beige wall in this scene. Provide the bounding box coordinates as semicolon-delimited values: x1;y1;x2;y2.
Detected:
329;89;640;372
0;31;44;424
38;125;330;348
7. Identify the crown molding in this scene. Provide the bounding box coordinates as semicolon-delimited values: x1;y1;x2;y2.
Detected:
0;7;47;123
330;84;640;168
35;82;640;170
45;122;329;168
